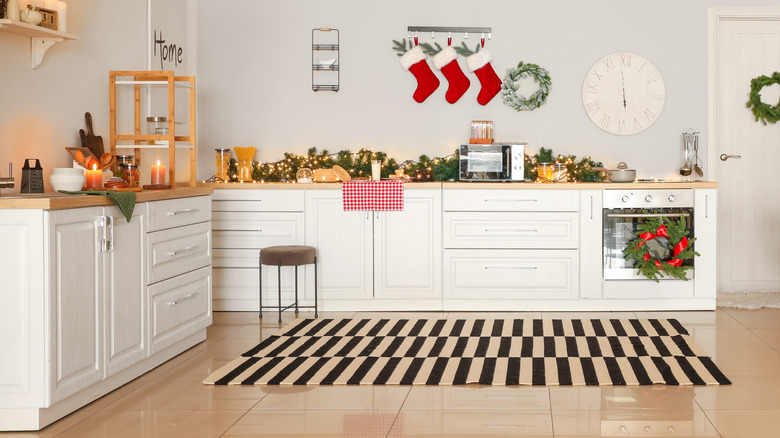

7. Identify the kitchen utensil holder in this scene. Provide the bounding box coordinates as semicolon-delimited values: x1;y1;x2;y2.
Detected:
312;28;339;92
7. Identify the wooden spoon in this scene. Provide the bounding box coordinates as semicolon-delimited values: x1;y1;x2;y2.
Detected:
74;150;85;166
99;153;113;168
100;155;116;171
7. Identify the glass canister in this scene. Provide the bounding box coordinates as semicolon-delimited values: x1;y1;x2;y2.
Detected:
114;155;134;179
238;159;253;182
146;116;169;144
537;163;553;182
552;163;568;182
215;148;230;182
296;168;313;183
119;163;140;187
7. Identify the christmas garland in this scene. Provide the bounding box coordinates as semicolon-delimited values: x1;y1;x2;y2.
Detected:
746;72;780;125
623;214;699;282
501;61;551;112
524;147;606;182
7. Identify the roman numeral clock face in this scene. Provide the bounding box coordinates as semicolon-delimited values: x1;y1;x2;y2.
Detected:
582;52;665;135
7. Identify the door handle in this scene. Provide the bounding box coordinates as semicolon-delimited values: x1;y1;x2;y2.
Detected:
720;153;741;161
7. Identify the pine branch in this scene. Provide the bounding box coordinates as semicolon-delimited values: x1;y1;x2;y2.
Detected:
453;42;481;57
392;39;409;57
418;42;443;57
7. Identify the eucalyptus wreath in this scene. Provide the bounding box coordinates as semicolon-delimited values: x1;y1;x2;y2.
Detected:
501;61;551;112
746;72;780;125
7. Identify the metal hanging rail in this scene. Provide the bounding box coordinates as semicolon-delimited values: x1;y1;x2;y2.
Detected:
407;26;492;34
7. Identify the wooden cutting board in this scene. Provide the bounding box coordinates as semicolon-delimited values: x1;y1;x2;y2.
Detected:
79;112;104;159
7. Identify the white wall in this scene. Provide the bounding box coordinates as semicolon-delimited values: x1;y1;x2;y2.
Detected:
195;0;777;181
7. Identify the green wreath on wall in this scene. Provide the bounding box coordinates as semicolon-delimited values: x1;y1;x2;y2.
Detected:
747;72;780;125
501;61;551;112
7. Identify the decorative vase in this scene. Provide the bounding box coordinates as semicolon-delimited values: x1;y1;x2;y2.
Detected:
5;0;20;21
20;5;42;24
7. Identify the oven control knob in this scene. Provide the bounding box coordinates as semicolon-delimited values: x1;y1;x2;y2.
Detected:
644;195;653;202
668;194;677;202
621;195;630;203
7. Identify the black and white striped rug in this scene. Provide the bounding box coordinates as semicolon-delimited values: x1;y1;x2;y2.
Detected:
204;318;731;386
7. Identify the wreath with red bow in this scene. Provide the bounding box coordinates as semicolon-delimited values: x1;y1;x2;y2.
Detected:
623;213;699;282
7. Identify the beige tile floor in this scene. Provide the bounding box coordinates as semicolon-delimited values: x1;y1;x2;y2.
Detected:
5;307;780;437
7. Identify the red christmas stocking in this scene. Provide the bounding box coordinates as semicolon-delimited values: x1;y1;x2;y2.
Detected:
466;48;502;105
400;46;440;103
432;46;470;104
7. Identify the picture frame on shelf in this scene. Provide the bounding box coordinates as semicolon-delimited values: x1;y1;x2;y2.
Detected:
35;7;57;30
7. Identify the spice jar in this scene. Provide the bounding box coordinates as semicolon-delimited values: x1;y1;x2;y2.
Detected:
146;116;169;144
114;155;134;178
215;148;230;182
119;163;140;187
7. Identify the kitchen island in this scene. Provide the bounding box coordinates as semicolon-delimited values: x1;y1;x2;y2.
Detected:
0;187;212;431
202;181;717;313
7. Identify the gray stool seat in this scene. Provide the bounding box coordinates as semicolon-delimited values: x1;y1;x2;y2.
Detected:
259;245;318;323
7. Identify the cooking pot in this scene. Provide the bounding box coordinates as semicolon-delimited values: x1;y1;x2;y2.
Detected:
594;162;636;182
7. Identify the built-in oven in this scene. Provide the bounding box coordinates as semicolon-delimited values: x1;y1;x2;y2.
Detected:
603;189;695;280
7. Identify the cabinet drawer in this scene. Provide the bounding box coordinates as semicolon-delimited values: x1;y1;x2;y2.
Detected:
148;266;211;354
148;196;211;232
444;212;578;249
443;189;578;212
212;212;303;249
148;222;211;284
443;249;579;299
213;189;304;211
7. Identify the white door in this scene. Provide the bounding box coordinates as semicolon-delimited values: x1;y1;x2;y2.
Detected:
374;189;442;300
712;9;780;292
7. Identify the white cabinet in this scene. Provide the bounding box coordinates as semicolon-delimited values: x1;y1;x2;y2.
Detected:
579;190;603;299
443;189;580;309
47;205;146;403
304;188;442;309
211;190;304;311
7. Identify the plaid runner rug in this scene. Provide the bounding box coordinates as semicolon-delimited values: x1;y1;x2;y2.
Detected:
203;318;731;386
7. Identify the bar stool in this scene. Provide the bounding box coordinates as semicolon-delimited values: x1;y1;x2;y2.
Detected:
259;245;318;323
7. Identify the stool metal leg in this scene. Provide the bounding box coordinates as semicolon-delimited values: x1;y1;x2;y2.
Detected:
314;256;318;318
258;260;263;319
294;265;299;314
277;260;282;323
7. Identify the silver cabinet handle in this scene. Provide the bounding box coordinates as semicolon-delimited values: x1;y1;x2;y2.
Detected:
484;266;537;270
107;215;114;252
607;213;690;218
169;292;198;306
484;198;538;202
720;154;741;161
168;246;196;256
168;208;197;216
483;228;538;232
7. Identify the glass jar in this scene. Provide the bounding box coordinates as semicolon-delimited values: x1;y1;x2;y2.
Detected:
215;148;230;182
552;163;568;182
238;159;253;182
119;163;140;187
146;116;169;144
296;168;313;183
537;163;553;182
114;155;134;178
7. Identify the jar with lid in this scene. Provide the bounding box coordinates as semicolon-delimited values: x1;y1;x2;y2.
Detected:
215;148;231;182
114;155;134;180
552;163;568;182
537;163;553;182
146;116;169;144
119;163;140;187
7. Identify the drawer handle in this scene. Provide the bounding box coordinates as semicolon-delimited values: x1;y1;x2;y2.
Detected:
216;229;262;232
484;199;538;202
484;266;537;270
169;293;199;306
169;246;196;256
484;228;538;233
168;208;197;216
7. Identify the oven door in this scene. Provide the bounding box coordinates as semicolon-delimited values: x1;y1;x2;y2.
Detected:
603;209;694;280
459;145;510;181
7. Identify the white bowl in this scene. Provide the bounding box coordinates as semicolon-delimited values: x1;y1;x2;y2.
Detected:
52;167;85;176
50;173;86;192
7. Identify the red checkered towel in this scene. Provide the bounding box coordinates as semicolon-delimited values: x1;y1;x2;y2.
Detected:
342;180;404;211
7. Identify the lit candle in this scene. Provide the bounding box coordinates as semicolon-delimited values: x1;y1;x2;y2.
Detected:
86;163;102;188
151;160;166;185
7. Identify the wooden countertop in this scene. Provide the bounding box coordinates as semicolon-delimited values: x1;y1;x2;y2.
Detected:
199;181;717;190
0;187;213;210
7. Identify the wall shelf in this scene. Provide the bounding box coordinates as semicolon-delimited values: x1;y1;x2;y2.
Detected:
0;19;79;69
109;71;197;187
312;28;339;92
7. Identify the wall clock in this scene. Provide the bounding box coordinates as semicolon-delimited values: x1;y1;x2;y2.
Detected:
582;51;665;135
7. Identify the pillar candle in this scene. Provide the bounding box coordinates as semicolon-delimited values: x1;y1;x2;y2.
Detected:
85;164;102;188
371;160;381;181
55;0;66;32
151;160;166;185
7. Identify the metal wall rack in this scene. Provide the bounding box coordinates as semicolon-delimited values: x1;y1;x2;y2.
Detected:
406;26;492;34
312;28;339;92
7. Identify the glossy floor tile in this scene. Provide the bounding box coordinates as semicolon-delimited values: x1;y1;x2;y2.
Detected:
9;307;780;437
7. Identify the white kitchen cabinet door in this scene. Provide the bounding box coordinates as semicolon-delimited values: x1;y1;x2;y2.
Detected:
579;190;603;299
304;189;373;300
46;208;103;404
103;205;147;378
374;189;442;299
